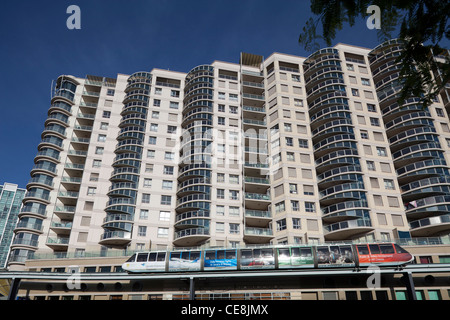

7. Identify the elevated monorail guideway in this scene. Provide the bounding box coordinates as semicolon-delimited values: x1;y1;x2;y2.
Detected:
1;263;450;301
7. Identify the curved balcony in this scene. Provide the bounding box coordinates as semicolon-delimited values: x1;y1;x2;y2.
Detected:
409;214;450;237
173;227;210;246
99;231;131;246
324;218;373;241
405;195;450;218
53;206;76;220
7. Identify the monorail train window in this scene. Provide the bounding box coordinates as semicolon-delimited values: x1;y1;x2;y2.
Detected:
262;249;273;257
226;250;236;259
300;248;313;257
357;245;369;255
205;251;215;260
190;251;200;261
379;244;395;254
156;252;166;261
317;246;331;263
137;253;148;262
181;251;190;260
369;244;381;255
149;252;157;261
241;249;252;259
217;250;225;259
126;254;136;262
171;252;181;259
279;248;290;257
394;244;408;254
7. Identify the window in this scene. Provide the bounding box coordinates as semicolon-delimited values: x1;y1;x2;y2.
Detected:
352;88;359;96
217;144;225;153
347;64;354;71
164;152;174;160
275;201;285;213
216;222;225;233
229;106;238;114
157;228;169;238
145;164;154;173
298;139;308;148
217;189;225;199
169;101;179;109
142;194;150;204
163;166;174;175
161;195;172;205
147;150;155;158
229;190;239;200
284;123;292;132
294;98;303;107
229;206;240;216
148;136;157;145
218;117;225;125
216;205;225;216
152;111;159;119
230;224;240;234
370;117;380;126
154;87;162;95
292;74;301;82
150;123;158;132
292;218;301;229
229;93;238;101
367;104;376;112
286;152;295;161
162;180;173;190
218;104;225;112
153;99;161;107
289;183;298;194
87;187;96;195
229;174;239;184
361;78;370;86
95;147;104;155
139;209;148;220
216;173;225;183
277;219;287;231
100;122;109;130
305;202;316;213
92;160;101;168
436;108;445;117
285;137;293;146
138;226;147;237
167;125;177;134
143;178;152;188
170;90;179;97
360;130;369;139
159;211;170;221
376;147;387;156
107;89;115;96
102;111;111;118
98;134;106;142
366;160;375;171
384;179;395;190
218;92;225;100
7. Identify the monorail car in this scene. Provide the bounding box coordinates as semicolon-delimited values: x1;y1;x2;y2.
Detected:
121;243;413;273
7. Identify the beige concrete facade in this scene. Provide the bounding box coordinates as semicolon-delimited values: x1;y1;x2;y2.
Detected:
8;41;450;278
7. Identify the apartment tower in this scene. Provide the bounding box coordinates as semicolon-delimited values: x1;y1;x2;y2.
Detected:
8;40;450;270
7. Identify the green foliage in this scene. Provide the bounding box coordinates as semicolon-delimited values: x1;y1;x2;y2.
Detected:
299;0;450;108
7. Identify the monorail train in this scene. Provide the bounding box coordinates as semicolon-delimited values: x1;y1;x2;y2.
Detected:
121;243;414;273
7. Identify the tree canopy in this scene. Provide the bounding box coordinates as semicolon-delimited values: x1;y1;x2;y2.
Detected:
299;0;450;108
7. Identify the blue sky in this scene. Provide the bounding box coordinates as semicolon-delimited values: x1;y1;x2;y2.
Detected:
0;0;394;188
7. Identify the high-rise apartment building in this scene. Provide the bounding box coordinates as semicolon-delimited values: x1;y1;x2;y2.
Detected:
8;40;450;270
0;183;25;268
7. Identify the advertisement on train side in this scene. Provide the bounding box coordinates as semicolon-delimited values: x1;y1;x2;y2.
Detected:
169;251;202;271
277;247;315;268
204;249;238;270
316;245;355;267
240;248;275;269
